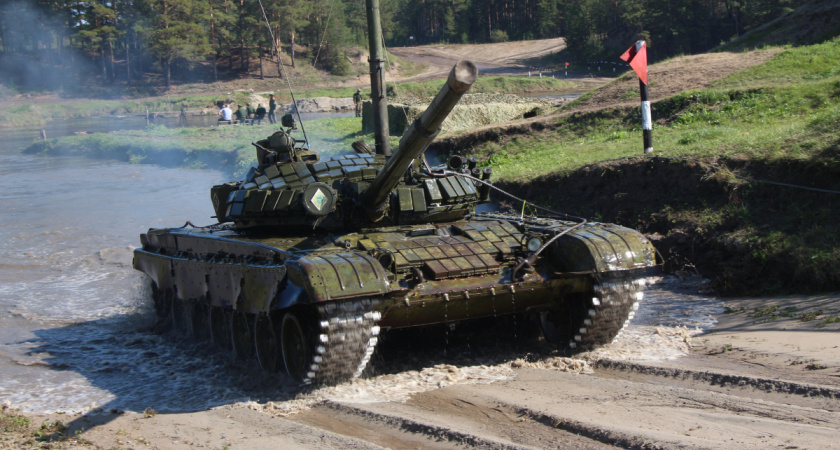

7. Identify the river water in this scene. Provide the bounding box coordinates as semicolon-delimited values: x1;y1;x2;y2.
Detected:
0;116;722;415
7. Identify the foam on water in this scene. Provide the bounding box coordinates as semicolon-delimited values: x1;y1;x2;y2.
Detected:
585;274;724;361
251;355;596;417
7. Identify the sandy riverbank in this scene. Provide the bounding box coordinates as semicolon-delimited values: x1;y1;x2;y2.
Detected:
6;286;838;449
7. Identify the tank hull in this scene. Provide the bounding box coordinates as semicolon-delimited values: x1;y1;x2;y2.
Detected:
133;213;657;384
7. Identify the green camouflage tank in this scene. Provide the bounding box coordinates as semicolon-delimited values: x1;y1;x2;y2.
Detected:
133;60;658;384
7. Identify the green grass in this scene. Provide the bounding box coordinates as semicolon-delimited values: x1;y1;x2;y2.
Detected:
478;70;839;182
0;409;30;433
717;39;840;88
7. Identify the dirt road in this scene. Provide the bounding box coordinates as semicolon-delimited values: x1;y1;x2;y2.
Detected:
17;279;836;449
388;38;569;82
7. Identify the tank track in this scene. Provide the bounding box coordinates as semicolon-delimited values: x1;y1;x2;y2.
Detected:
306;299;381;385
149;283;381;385
569;274;647;350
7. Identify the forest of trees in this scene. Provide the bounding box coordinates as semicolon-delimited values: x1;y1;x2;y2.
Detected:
0;0;809;91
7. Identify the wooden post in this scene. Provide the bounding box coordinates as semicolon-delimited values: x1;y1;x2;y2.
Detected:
640;79;652;154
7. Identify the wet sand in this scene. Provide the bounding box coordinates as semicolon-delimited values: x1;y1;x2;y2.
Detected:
10;286;838;449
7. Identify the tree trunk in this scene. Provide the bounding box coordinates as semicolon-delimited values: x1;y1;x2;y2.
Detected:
165;58;171;88
259;48;264;79
213;53;218;81
125;40;131;82
101;48;107;82
240;38;245;72
290;30;296;68
108;40;115;82
276;35;284;78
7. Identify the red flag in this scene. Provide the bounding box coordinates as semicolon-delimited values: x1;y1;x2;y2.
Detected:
620;41;648;85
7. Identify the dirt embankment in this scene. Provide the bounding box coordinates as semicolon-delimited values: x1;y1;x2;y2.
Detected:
491;156;840;295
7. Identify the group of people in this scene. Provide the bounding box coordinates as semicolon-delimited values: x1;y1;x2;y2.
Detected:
218;94;279;125
220;90;365;124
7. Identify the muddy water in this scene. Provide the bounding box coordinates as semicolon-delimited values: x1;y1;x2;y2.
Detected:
0;119;722;415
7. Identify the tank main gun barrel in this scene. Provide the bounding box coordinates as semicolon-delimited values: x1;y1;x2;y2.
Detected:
362;60;478;220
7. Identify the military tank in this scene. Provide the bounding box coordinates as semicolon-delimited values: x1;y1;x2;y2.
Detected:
133;1;658;385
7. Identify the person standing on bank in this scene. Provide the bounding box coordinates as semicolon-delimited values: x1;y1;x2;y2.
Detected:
353;89;363;117
268;94;277;124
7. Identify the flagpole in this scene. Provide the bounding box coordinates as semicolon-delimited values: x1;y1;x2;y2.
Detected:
620;40;652;154
640;76;652;154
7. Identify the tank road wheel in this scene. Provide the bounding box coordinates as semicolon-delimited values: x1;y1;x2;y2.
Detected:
540;293;588;347
541;274;645;351
210;307;232;352
281;299;382;385
280;312;312;382
172;297;191;336
255;313;280;372
191;301;211;341
231;311;254;360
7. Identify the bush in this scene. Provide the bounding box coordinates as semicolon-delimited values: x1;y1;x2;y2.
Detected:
490;30;509;43
320;45;352;76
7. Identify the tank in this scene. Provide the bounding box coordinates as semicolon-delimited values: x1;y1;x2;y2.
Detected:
133;1;658;385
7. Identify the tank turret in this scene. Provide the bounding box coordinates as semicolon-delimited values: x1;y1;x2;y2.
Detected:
211;60;482;231
362;60;477;221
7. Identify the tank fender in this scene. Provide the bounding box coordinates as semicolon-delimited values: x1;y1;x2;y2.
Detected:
549;224;656;273
133;250;173;292
171;259;208;302
238;265;287;313
287;251;390;302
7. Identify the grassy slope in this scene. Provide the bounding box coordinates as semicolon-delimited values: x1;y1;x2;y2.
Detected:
459;37;840;295
23;117;376;178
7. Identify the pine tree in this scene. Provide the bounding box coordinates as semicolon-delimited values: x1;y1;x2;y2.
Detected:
142;0;212;88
